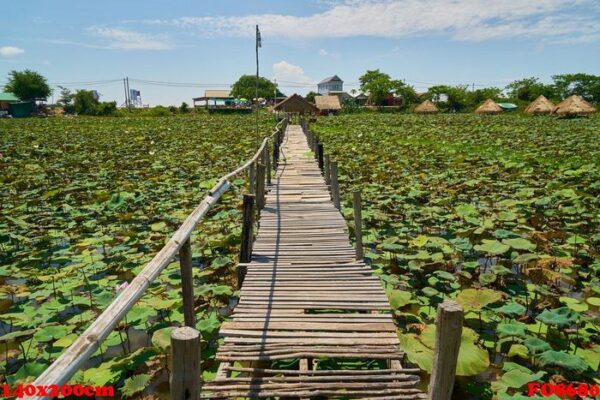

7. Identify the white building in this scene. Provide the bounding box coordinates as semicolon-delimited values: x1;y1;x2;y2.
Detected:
317;75;343;95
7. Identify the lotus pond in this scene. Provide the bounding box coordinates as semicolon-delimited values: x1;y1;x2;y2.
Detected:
311;113;599;399
0;114;273;397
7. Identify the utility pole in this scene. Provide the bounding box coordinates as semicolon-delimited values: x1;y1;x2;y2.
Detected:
123;78;129;109
255;25;261;151
126;77;132;111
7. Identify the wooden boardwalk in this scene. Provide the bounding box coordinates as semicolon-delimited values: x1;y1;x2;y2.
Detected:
204;125;425;399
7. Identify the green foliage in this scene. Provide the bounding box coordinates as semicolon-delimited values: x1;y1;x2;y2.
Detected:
552;73;600;103
56;86;76;113
358;69;417;107
4;69;52;101
425;85;470;112
304;91;319;103
179;101;190;113
505;77;556;102
74;90;117;116
230;75;276;100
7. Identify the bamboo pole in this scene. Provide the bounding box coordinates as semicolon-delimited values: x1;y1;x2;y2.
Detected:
170;326;201;400
330;161;340;210
353;191;364;261
238;194;255;289
256;163;266;210
429;301;463;400
324;155;331;186
179;238;195;327
248;163;256;195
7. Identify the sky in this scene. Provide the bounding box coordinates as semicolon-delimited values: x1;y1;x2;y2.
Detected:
1;0;599;106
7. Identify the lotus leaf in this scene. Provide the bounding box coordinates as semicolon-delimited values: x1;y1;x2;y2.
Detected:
474;240;510;255
535;307;578;328
537;350;588;373
389;290;412;309
121;374;152;398
523;337;552;354
497;322;528;338
496;303;526;317
455;288;503;312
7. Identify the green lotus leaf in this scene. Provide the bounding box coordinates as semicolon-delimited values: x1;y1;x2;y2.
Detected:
121;374;152;398
388;290;412;309
586;297;600;307
6;362;48;385
559;296;588;312
34;325;69;343
151;327;174;352
495;302;526;317
507;344;529;359
479;272;498;285
497;322;528;338
0;328;36;343
498;368;545;389
399;325;489;376
537;350;588;373
474;240;510;255
455;204;478;217
502;238;536;251
523;337;552;354
422;287;440;297
535;307;578;328
455;288;503;312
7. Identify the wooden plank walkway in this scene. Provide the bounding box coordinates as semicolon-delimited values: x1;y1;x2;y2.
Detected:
204;125;425;399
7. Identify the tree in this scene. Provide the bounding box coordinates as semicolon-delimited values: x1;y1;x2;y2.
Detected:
394;81;419;107
552;73;600;103
505;77;556;102
179;102;190;113
73;90;116;116
426;85;469;112
4;69;52;101
230;75;277;101
74;90;97;115
304;91;319;103
359;70;396;106
468;87;504;107
56;86;75;113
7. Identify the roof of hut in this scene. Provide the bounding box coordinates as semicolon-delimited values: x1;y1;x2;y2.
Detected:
315;95;341;111
524;95;555;114
273;94;317;113
414;99;439;114
475;99;503;114
552;95;596;116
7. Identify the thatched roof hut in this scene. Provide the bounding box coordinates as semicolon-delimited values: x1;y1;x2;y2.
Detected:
524;95;554;115
273;94;317;114
475;99;503;114
552;95;596;117
315;95;341;113
414;99;439;114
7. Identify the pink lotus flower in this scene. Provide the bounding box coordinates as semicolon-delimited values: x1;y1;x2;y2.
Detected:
115;281;129;294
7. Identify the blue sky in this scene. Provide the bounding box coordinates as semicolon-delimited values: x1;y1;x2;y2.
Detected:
1;0;599;105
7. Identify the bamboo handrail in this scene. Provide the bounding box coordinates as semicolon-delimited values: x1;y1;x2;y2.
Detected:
25;118;288;399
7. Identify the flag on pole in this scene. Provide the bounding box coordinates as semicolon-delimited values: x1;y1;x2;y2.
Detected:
256;25;262;48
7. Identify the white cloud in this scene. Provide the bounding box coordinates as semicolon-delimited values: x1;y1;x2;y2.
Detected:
0;46;25;57
151;0;599;44
272;61;314;85
87;26;172;50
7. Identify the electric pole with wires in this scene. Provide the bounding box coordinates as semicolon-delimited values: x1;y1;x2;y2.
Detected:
255;25;261;151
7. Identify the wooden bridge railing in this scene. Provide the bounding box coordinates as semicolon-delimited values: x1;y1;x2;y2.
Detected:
25;117;288;400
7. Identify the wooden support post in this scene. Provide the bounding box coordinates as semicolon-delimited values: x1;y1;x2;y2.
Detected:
179;238;195;327
429;301;464;400
264;144;271;186
317;143;324;170
273;140;279;170
324;154;331;186
248;163;255;195
330;161;340;210
170;326;201;400
256;163;266;210
238;194;254;289
353;191;364;261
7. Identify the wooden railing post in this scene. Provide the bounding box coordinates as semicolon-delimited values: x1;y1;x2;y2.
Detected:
179;238;195;327
256;163;266;210
273;135;280;169
429;301;464;400
330;161;340;210
238;194;255;288
264;144;271;186
353;191;364;261
170;326;201;400
317;143;324;170
248;163;256;195
324;154;331;186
